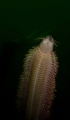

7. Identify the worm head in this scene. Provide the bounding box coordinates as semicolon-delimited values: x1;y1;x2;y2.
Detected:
39;35;54;53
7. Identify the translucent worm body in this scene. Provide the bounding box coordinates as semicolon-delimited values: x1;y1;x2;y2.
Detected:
17;36;58;120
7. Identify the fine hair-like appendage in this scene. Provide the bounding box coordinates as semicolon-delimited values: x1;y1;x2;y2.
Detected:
17;36;58;120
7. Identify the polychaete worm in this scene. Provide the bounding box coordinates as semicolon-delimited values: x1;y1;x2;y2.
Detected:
17;35;58;120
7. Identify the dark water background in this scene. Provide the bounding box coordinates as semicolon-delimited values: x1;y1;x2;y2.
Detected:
0;0;70;120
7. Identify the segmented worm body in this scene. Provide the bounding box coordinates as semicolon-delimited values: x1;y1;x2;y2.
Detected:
17;36;58;120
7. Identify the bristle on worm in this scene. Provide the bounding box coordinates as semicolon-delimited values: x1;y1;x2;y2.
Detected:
17;36;58;120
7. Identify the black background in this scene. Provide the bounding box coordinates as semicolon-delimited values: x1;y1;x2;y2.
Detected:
0;0;70;120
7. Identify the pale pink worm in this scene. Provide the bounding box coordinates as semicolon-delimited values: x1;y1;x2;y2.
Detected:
17;36;58;120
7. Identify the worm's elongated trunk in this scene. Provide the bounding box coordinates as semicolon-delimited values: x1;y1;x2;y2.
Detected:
17;36;58;120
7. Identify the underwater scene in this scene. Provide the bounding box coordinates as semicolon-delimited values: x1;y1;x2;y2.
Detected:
0;1;70;120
